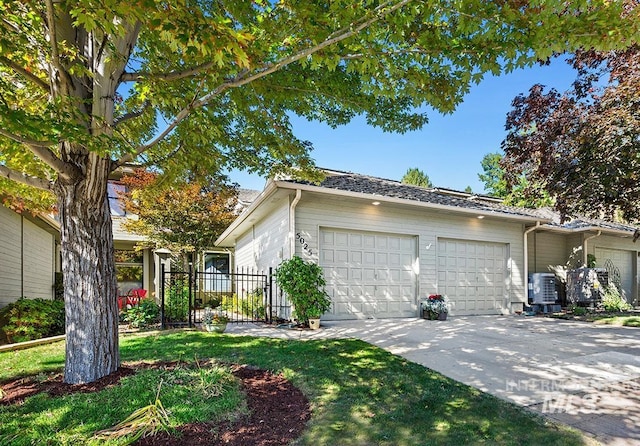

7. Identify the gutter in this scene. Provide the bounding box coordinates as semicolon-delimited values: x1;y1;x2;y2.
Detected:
583;230;602;266
289;189;302;257
523;222;542;291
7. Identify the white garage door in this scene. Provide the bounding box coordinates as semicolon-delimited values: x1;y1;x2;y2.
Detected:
437;239;508;315
319;228;417;320
595;247;633;302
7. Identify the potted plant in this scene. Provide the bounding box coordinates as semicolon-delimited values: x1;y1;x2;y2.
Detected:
276;256;332;329
420;294;449;320
202;306;229;333
306;307;323;330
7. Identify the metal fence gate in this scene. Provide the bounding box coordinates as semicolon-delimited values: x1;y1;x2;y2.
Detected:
160;265;289;328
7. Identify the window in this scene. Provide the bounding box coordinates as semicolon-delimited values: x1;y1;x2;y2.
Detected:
108;181;127;216
115;249;143;295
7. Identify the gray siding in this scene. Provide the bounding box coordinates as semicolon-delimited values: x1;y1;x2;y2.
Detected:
528;232;567;273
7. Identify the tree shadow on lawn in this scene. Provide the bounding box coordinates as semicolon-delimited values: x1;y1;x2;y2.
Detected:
120;331;588;446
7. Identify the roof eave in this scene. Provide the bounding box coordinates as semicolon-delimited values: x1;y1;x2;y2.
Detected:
215;180;279;246
539;223;637;238
274;180;547;223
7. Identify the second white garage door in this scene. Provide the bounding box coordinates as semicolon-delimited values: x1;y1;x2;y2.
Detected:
437;238;509;315
319;228;417;320
595;247;634;302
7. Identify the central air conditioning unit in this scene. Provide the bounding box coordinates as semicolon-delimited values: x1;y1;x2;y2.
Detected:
566;268;608;304
528;273;557;305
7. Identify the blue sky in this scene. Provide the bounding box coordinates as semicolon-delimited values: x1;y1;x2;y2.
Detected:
227;57;578;193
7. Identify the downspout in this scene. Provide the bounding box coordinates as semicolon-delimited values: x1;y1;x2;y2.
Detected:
523;222;542;292
583;231;602;266
289;189;302;258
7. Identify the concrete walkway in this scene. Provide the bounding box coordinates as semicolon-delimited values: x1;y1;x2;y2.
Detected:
226;316;640;446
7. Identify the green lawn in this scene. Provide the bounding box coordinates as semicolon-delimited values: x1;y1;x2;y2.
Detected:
0;330;587;445
592;315;640;327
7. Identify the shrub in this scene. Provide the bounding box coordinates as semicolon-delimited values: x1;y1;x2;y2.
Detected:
222;289;265;320
123;299;160;328
164;281;190;322
601;285;632;312
0;298;65;343
275;256;331;324
570;305;587;316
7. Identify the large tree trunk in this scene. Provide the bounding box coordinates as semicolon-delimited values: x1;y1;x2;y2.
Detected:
56;158;119;384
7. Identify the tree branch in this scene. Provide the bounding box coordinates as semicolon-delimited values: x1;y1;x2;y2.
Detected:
0;56;50;91
120;61;217;83
0;128;78;180
0;165;54;191
45;0;71;96
113;100;151;127
0;127;54;148
117;0;412;166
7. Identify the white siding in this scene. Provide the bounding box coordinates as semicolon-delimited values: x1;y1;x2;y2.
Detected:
233;200;289;272
0;206;22;306
295;195;526;315
0;205;55;306
22;219;54;299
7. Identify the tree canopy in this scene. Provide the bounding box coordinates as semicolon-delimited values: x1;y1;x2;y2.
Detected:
1;0;638;384
478;152;552;208
502;45;640;221
401;167;432;187
120;169;238;262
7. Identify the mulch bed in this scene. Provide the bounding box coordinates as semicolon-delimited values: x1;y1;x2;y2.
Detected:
0;363;311;446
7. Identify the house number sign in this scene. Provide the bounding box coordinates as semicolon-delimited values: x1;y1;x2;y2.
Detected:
296;232;313;256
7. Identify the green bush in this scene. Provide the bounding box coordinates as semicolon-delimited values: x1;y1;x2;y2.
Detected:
222;289;265;320
123;299;160;328
601;285;632;312
0;298;65;343
570;305;587;316
275;256;331;324
165;281;190;322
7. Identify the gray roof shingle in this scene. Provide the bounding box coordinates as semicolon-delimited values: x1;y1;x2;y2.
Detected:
287;171;541;219
286;170;640;234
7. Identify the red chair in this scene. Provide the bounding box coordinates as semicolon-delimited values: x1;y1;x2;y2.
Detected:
118;289;148;309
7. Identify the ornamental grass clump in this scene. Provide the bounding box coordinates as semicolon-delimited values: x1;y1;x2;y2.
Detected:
601;285;632;312
275;256;331;325
94;380;172;444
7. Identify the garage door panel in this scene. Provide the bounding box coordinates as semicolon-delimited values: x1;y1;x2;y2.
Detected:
350;234;363;247
320;228;417;319
364;235;375;248
595;247;633;301
364;252;376;265
363;268;375;281
438;238;508;315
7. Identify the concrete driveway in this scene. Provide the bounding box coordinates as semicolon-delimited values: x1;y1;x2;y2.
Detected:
227;316;640;445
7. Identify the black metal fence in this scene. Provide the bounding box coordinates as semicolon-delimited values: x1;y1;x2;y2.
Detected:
160;265;289;328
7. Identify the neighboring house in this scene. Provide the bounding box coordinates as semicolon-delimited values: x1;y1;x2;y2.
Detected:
108;173;261;299
0;176;260;308
216;169;640;320
0;203;60;307
108;178;157;299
